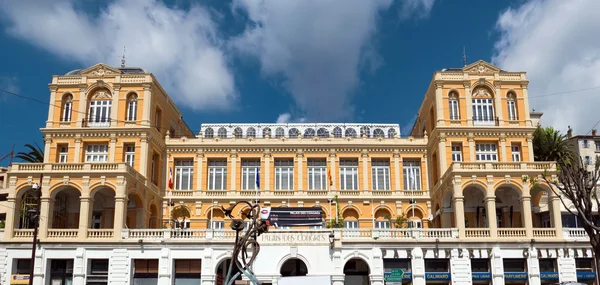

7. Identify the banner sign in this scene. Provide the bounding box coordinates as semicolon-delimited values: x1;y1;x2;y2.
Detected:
577;271;596;281
11;275;30;285
472;272;492;281
425;272;451;281
257;231;329;245
504;272;528;281
261;207;323;226
384;271;412;281
540;272;559;281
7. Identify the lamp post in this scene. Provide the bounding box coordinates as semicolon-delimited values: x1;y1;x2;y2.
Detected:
29;175;43;285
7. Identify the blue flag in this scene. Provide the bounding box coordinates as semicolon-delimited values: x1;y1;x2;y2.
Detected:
255;167;260;189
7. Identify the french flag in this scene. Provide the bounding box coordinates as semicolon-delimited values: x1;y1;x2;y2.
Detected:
168;167;173;189
255;167;260;189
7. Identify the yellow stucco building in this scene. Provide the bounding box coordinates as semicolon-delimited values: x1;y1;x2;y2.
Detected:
0;61;595;285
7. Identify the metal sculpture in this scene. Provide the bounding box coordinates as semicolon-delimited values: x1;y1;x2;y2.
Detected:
221;200;269;285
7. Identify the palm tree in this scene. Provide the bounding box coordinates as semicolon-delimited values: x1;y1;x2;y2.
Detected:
532;126;574;163
15;143;44;163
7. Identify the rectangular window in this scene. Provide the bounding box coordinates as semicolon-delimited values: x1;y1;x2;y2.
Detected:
449;99;460;120
471;259;490;273
403;161;421;190
210;221;225;229
85;144;108;162
340;159;359;190
507;100;518;120
583;139;589;148
88;100;111;127
344;220;358;228
241;160;260;190
208;160;227;190
425;259;450;272
175;160;194;190
511;144;521;162
49;259;74;285
154;108;162;130
472;98;495;126
451;144;462;162
62;102;72;122
584;156;592;165
575;258;594;272
275;159;294;190
14;259;32;274
371;160;390;190
87;259;109;285
475;143;498;161
408;220;422;228
539;259;557;272
375;220;390;229
151;154;157;184
58;144;68;163
596;141;600;152
134;259;159;285
174;260;202;284
503;259;526;272
124;144;135;167
308;159;327;190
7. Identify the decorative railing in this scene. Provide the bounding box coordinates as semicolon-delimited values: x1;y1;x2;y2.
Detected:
439;72;465;81
170;190;194;197
48;229;78;238
121;75;148;83
499;72;524;81
126;229;164;239
56;76;83;85
170;229;208;239
533;228;557;238
451;162;556;172
564;228;588;241
343;228;458;240
498;228;527;238
87;229;114;238
13;229;34;238
465;229;491;238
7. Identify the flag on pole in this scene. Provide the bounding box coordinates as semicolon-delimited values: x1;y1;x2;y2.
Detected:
327;167;333;186
168;167;173;189
255;167;260;189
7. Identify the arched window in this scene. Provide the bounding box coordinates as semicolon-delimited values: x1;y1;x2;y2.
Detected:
247;127;256;138
304;128;315;138
472;87;495;125
387;128;396;138
125;93;138;121
262;127;271;138
61;94;73;122
275;127;285;138
204;128;214;138
217;127;227;138
373;128;385;138
345;128;357;138
234;127;243;138
449;91;460;120
317;128;329;138
507;92;518;120
360;126;370;137
333;127;343;138
88;88;112;127
289;128;299;138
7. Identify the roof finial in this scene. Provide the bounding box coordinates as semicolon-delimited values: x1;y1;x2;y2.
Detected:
463;46;467;67
120;46;126;68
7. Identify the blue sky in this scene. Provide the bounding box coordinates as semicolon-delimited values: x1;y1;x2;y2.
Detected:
1;0;599;163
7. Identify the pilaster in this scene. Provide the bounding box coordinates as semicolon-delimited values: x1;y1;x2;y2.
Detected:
76;85;87;127
486;177;498;238
362;151;369;191
139;136;149;176
329;151;337;190
423;151;430;190
528;246;541;285
158;248;171;285
297;151;304;190
113;177;127;239
111;85;120;127
73;248;86;285
521;194;533;238
3;197;16;240
74;137;82;163
435;82;445;126
557;249;577;283
46;86;57;127
43;136;52;163
527;136;534;161
464;82;473;125
32;247;44;285
142;84;152;125
450;248;472;285
109;136;117;163
438;136;447;178
490;247;505;285
108;249;129;285
230;152;237;191
522;84;531;123
264;151;271;191
551;195;563;238
196;152;204;191
499;136;507;162
494;82;504;124
468;135;475;161
38;196;51;239
393;152;401;190
453;177;466;238
411;247;425;285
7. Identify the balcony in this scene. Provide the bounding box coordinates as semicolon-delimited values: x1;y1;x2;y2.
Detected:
166;189;430;198
473;116;498;126
83;118;111;128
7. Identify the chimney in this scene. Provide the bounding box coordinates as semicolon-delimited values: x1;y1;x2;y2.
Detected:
567;126;573;138
593;129;598;136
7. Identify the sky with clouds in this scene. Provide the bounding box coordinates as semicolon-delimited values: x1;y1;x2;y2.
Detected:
0;0;599;160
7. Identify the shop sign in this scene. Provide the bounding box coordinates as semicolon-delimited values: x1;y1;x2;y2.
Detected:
540;272;559;281
257;231;329;245
261;207;323;226
384;270;412;281
504;272;528;281
472;272;491;281
425;272;451;281
577;271;596;281
11;275;30;285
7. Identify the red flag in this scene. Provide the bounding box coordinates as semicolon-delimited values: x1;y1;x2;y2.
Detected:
168;167;173;189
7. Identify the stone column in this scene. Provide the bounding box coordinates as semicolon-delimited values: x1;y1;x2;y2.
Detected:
139;136;149;176
527;136;534;162
468;136;475;161
3;196;16;240
111;85;120;127
230;152;237;191
464;82;473;125
79;196;91;239
38;196;51;239
264;152;271;191
394;153;401;190
297;152;304;190
551;195;564;238
329;152;337;190
142;84;152;126
490;247;505;285
196;152;204;191
521;194;534;238
486;181;498;238
453;178;466;238
411;247;426;285
113;177;127;239
43;137;52;163
500;136;507;162
362;151;369;191
158;248;171;285
435;82;445;126
109;136;117;163
46;86;57;128
77;86;87;127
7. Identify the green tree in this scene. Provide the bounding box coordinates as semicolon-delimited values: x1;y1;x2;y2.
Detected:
15;143;44;163
532;126;574;162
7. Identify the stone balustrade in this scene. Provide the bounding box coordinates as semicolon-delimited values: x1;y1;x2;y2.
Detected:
164;189;430;199
47;229;78;239
87;229;114;238
451;162;556;172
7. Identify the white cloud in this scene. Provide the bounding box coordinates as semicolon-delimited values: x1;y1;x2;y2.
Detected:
231;0;435;121
276;113;292;124
399;0;435;19
0;0;236;110
492;0;600;134
0;75;19;94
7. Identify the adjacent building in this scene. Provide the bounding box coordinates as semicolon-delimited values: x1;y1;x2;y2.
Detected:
0;61;596;285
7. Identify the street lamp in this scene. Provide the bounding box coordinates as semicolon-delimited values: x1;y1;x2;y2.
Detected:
29;181;42;285
329;232;335;248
